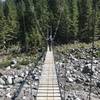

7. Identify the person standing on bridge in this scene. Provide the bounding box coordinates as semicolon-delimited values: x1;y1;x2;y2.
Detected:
47;34;52;51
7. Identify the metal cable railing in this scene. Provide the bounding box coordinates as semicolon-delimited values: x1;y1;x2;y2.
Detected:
11;49;46;100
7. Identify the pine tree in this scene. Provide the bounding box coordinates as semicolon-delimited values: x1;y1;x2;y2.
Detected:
78;0;92;42
0;0;19;49
95;0;100;38
0;0;100;50
69;0;78;41
0;1;5;48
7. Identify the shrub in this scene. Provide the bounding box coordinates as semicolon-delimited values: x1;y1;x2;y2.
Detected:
0;60;11;68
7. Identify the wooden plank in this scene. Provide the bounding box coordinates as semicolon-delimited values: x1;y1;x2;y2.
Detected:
36;50;61;100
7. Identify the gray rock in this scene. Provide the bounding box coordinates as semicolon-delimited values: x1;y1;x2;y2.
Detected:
66;70;70;74
15;75;18;78
82;65;91;74
23;96;26;100
67;77;74;83
3;75;7;79
32;89;37;96
35;76;39;81
11;59;17;67
25;70;29;75
0;78;5;85
20;72;25;78
0;85;4;89
75;78;82;84
11;64;16;67
34;81;38;86
6;93;12;98
29;63;32;67
93;60;98;64
76;97;81;100
7;76;13;85
14;77;23;83
96;81;100;88
24;83;30;88
6;66;11;70
0;89;5;97
12;59;17;65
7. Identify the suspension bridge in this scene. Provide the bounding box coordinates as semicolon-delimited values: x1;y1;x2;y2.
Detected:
36;47;61;100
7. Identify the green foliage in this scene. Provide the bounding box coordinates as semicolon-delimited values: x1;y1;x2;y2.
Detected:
0;0;46;52
19;59;29;65
77;0;93;42
0;60;11;68
95;1;100;37
0;0;18;49
0;0;100;51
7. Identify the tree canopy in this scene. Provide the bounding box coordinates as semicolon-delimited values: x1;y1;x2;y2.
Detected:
0;0;100;52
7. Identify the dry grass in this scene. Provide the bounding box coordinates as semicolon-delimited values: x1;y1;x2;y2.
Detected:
55;40;100;52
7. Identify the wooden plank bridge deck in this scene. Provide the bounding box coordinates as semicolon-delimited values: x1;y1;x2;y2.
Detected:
36;48;61;100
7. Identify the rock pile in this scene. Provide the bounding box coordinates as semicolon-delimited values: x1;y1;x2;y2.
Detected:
0;61;43;100
55;48;100;100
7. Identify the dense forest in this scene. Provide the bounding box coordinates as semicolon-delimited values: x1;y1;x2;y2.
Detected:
0;0;100;52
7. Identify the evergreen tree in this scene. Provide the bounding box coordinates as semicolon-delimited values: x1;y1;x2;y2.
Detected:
95;0;100;38
78;0;92;42
0;0;100;51
68;0;78;41
5;0;18;45
0;1;5;48
0;0;19;49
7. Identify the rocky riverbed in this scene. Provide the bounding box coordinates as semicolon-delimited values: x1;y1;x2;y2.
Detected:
54;47;100;100
0;59;43;100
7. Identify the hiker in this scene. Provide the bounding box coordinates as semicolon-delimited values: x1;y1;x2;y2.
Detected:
48;35;52;51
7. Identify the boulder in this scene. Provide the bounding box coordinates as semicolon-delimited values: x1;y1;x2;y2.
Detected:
66;70;70;74
23;96;26;100
0;89;5;97
34;81;38;86
6;66;11;70
75;78;82;84
25;70;29;75
3;75;7;79
7;76;13;85
82;65;92;74
32;89;37;97
76;97;81;100
20;72;25;78
6;93;12;98
35;76;39;81
93;60;98;64
96;81;100;88
29;63;32;67
14;77;23;83
11;59;17;65
15;75;18;78
66;77;74;83
0;85;4;89
0;78;5;85
24;83;30;88
11;59;17;67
